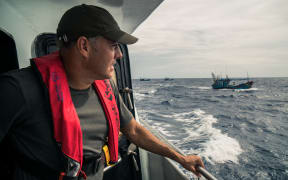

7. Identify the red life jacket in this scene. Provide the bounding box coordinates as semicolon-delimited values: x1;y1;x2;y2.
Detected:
32;51;120;175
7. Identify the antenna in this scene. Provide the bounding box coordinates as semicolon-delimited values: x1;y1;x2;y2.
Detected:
211;72;216;82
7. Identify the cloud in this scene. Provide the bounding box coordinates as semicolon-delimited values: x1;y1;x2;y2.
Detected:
129;0;288;78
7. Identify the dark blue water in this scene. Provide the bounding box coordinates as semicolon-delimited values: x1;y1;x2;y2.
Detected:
132;78;288;180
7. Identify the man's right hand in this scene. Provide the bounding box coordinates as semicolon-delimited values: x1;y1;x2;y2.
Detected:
180;155;205;177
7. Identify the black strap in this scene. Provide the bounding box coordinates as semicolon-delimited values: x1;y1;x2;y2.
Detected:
16;161;59;180
62;175;80;180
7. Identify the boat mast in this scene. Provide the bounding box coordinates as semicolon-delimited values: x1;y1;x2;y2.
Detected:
211;72;216;82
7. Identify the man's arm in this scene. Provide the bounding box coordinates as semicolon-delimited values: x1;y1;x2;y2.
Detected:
121;117;204;176
0;76;25;141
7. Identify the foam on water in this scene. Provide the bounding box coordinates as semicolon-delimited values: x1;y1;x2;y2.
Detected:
197;86;211;90
177;109;243;164
139;108;243;165
133;92;146;101
234;88;259;92
190;86;211;90
149;89;156;94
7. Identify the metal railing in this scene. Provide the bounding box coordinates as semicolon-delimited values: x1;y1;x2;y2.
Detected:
196;166;218;180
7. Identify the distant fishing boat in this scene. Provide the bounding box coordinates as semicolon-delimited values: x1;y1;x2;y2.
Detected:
164;77;174;81
211;72;253;89
140;78;151;81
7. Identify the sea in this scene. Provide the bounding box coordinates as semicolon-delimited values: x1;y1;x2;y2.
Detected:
132;78;288;180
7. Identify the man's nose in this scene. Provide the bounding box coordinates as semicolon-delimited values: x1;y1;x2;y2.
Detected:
115;47;123;60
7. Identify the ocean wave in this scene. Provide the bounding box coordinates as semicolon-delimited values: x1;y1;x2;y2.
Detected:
215;94;234;99
133;78;288;179
154;85;191;94
133;92;146;101
234;88;259;92
198;86;211;90
190;86;211;90
140;108;243;164
160;100;171;106
181;109;243;164
133;88;157;100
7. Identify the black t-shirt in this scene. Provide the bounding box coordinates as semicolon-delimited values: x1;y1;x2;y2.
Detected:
0;67;133;179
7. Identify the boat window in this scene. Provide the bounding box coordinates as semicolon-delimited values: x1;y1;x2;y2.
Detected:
114;44;135;115
0;28;19;74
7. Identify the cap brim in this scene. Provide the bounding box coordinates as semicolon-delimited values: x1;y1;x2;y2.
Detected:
103;30;138;45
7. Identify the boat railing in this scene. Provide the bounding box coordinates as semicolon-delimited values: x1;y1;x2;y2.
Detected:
139;119;218;180
196;167;218;180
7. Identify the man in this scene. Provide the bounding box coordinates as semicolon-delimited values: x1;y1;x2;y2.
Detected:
0;4;204;180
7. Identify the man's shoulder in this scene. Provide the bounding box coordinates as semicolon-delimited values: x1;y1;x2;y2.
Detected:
1;66;34;78
0;66;41;92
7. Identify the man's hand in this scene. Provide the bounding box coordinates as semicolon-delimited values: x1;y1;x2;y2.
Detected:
180;155;205;177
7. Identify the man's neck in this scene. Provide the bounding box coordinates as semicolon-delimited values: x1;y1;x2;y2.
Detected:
60;51;94;90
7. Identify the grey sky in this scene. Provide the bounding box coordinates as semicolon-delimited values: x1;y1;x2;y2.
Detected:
128;0;288;78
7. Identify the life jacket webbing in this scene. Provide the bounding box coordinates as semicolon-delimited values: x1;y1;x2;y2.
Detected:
32;51;120;175
94;79;120;164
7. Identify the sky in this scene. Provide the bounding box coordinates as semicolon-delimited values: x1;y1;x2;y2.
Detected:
128;0;288;79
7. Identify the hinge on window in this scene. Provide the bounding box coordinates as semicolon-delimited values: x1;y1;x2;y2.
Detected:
119;87;133;110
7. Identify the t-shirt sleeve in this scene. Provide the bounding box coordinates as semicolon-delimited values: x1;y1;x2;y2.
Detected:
110;80;133;129
118;94;133;128
0;75;26;141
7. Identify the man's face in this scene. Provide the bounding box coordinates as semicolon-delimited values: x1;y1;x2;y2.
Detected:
87;36;122;80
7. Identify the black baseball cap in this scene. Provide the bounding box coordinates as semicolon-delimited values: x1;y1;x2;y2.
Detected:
57;4;138;44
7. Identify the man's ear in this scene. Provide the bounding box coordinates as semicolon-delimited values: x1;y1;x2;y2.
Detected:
76;36;90;59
